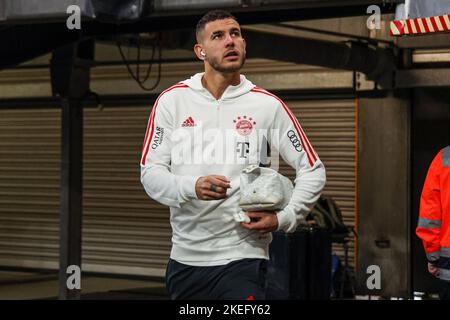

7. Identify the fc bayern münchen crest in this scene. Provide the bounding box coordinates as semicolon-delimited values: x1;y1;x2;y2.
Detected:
233;116;256;136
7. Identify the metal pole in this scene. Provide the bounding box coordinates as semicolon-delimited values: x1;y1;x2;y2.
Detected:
59;98;83;300
52;39;94;300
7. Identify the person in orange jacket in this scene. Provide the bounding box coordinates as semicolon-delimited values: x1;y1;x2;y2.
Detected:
416;146;450;300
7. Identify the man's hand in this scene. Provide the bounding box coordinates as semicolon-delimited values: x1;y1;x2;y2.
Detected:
195;175;231;200
240;211;278;233
428;262;440;278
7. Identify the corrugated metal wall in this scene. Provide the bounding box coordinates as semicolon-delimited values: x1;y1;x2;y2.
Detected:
0;108;60;269
0;106;172;276
278;99;356;269
83;106;170;276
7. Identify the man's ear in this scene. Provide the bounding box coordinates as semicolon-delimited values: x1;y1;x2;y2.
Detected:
194;44;205;60
242;38;246;54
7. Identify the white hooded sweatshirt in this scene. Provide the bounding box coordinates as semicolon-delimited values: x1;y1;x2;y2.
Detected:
140;73;326;266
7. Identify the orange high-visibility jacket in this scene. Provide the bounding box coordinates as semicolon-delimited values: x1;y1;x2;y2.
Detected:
416;146;450;281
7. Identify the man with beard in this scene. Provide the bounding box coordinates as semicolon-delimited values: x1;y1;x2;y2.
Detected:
140;10;326;300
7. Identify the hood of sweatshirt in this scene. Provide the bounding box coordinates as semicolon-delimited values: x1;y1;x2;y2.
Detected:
180;72;256;101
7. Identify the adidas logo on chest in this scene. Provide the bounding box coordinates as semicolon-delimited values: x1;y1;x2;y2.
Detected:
181;116;197;127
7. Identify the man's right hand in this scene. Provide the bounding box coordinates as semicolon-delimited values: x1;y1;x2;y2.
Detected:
428;262;440;278
195;175;231;200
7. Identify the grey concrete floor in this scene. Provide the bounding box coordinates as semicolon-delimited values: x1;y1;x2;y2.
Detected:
0;270;167;300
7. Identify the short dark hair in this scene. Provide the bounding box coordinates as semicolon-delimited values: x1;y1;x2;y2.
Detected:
196;10;238;42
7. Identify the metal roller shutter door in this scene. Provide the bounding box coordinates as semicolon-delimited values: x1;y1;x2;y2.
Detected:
0;108;61;270
277;98;357;269
0;106;172;277
83;106;170;276
0;97;356;276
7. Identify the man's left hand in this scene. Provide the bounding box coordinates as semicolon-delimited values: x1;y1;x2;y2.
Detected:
240;211;278;233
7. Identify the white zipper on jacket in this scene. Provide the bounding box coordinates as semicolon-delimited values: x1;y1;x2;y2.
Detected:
215;99;221;128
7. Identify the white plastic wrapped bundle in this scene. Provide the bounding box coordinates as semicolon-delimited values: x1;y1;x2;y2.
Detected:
233;164;293;223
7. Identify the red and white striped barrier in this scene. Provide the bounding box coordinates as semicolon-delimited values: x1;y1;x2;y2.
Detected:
390;14;450;36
